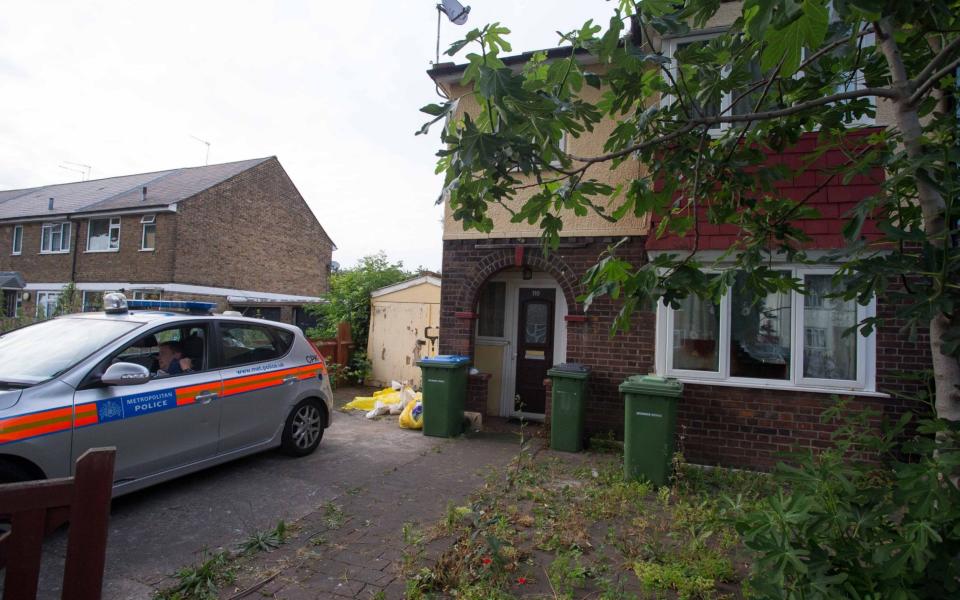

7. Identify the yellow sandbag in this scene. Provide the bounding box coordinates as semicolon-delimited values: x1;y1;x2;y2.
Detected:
398;399;423;429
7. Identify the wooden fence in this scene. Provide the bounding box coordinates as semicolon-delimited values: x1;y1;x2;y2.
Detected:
0;448;116;600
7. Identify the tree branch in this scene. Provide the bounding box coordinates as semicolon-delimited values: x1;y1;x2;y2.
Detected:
911;34;960;89
566;87;897;166
908;53;960;106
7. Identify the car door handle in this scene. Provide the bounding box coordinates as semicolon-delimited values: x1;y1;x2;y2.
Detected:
195;391;218;404
282;375;298;385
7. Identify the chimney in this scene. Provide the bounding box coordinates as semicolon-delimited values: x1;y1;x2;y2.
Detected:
48;197;54;210
140;186;147;201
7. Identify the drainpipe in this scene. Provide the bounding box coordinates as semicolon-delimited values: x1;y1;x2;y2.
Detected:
69;215;80;284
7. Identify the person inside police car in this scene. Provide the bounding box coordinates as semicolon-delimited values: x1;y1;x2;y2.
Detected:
156;341;193;377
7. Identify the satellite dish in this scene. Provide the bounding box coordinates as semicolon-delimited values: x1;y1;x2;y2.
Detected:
438;0;470;25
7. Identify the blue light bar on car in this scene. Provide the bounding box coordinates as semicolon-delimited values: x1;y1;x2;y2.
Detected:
127;300;216;314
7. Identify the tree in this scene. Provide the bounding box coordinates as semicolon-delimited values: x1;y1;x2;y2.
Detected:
305;252;412;351
420;0;960;423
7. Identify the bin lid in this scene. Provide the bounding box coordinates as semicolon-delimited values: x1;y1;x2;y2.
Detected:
416;354;470;368
547;363;590;380
619;374;683;397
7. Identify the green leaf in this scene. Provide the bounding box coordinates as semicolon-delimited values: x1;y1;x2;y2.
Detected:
761;0;829;76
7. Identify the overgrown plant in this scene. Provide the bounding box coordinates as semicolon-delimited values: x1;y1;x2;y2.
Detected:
733;399;960;598
420;0;960;422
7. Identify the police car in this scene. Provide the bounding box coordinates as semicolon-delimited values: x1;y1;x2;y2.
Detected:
0;293;333;494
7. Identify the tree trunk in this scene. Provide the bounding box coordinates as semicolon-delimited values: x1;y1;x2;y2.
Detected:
876;18;960;421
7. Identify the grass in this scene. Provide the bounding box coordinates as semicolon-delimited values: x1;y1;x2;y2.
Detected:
401;446;773;599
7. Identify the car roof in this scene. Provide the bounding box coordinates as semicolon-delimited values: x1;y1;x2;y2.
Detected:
60;311;302;332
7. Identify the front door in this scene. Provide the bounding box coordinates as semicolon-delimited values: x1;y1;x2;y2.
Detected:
513;288;555;414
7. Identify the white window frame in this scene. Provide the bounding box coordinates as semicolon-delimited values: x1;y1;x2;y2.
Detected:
86;217;121;252
655;265;877;394
140;214;156;251
40;222;71;254
132;289;162;301
81;290;102;313
11;224;22;255
662;23;876;133
35;291;61;318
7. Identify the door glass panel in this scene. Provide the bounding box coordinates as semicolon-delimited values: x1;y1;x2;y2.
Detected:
803;275;857;380
729;271;792;380
524;303;549;344
672;294;720;372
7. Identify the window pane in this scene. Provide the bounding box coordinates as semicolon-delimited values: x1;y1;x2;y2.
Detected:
142;223;156;249
0;317;139;383
730;272;791;380
220;324;282;366
60;224;70;251
731;60;763;116
803;275;857;380
477;282;505;337
12;226;22;253
51;227;61;251
88;219;110;251
672;294;720;371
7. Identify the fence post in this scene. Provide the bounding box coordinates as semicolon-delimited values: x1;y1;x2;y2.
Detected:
61;448;116;600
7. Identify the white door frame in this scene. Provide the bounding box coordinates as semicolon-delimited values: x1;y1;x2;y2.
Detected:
485;271;567;420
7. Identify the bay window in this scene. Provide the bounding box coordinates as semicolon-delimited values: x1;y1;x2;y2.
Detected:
657;266;875;392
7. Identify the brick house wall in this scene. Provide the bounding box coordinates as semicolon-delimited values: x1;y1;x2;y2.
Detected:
440;233;930;471
0;157;332;320
173;158;333;297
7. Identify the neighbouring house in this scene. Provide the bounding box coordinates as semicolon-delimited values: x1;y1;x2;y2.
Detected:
366;273;441;387
427;9;930;470
0;157;334;328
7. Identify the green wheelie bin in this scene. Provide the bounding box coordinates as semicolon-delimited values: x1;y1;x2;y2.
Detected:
619;375;684;486
547;363;590;452
416;355;470;438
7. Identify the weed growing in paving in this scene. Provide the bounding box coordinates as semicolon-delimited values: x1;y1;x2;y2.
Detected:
154;551;234;600
237;520;288;555
322;501;345;530
155;519;294;599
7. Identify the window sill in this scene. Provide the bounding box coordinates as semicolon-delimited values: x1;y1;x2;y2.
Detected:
84;249;120;253
39;250;71;255
139;248;155;252
661;375;888;398
11;252;20;256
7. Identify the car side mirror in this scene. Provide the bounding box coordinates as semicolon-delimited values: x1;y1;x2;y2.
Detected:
101;362;150;386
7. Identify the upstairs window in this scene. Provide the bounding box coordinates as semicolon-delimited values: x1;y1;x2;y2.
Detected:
140;214;156;250
87;217;121;252
40;222;71;253
11;225;22;255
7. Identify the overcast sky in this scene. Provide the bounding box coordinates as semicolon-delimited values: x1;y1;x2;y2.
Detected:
0;1;615;272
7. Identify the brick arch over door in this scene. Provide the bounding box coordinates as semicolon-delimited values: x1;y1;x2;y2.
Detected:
458;248;581;322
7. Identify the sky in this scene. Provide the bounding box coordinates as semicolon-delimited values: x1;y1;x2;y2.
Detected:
0;1;616;272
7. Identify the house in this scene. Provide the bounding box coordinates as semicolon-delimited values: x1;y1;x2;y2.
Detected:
0;157;334;328
427;12;930;469
366;273;441;387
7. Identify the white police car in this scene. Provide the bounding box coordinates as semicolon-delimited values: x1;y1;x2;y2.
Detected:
0;293;333;494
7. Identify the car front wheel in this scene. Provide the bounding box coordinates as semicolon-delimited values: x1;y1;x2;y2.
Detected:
280;399;325;457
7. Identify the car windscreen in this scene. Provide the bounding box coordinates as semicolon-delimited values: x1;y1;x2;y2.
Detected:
0;318;142;384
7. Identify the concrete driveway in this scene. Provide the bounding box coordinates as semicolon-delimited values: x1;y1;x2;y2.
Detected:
33;388;524;599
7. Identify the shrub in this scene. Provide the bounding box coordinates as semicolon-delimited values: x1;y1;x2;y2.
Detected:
734;400;960;599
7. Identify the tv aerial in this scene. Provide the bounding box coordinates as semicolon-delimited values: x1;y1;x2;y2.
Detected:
189;135;212;166
59;161;92;181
